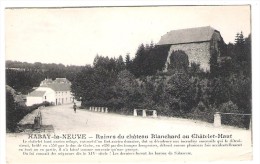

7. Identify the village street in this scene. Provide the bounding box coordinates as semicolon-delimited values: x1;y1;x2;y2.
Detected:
34;103;251;135
6;103;253;163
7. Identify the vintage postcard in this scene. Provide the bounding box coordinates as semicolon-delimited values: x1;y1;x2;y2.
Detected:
1;1;259;164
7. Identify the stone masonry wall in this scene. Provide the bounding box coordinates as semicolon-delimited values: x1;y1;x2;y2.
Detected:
164;42;211;72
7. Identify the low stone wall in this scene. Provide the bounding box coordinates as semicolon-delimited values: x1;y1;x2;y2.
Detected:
18;107;42;125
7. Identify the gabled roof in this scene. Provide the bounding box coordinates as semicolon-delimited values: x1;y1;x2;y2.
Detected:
157;26;218;45
28;90;46;97
41;83;71;92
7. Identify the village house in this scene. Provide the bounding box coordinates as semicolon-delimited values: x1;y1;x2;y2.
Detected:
157;26;225;72
26;78;74;106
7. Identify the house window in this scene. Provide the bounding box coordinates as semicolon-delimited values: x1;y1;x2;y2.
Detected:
45;96;46;100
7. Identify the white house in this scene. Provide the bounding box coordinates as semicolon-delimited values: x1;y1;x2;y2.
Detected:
26;87;56;106
26;78;74;106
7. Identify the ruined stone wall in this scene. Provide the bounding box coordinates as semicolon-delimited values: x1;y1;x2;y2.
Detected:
164;42;211;72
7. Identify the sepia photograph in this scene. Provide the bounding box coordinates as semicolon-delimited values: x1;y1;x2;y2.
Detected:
1;2;259;164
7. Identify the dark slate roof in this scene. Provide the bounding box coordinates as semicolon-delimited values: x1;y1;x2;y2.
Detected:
157;26;218;45
28;90;46;97
41;83;71;91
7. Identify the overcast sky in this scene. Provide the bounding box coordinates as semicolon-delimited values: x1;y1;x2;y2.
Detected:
5;6;250;66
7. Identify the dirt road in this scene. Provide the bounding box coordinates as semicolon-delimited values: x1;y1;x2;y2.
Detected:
37;103;251;135
6;103;252;163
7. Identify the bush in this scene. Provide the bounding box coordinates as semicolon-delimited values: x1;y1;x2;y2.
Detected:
6;92;27;132
197;101;206;111
219;101;245;128
187;104;216;123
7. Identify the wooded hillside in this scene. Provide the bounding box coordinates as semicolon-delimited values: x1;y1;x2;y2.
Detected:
71;32;251;128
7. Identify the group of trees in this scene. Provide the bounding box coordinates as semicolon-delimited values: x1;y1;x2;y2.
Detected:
6;61;83;94
71;32;251;128
6;31;251;129
72;32;251;128
126;43;170;77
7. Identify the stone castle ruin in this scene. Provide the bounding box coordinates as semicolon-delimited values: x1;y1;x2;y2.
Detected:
157;26;225;72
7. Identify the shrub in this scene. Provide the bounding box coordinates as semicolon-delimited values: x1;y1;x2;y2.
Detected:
187;104;216;123
219;101;245;128
197;101;206;111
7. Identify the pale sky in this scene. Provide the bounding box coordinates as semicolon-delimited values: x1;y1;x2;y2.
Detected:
5;6;251;66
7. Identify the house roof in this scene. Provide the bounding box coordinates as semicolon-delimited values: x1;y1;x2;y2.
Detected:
157;26;218;45
54;78;71;84
28;90;46;97
40;78;53;86
41;83;71;91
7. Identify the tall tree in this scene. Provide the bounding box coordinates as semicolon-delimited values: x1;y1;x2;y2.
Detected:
116;55;125;73
125;53;131;70
131;44;146;77
113;70;142;113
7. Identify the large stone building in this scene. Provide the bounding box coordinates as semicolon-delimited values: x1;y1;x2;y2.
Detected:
26;78;73;106
157;26;225;72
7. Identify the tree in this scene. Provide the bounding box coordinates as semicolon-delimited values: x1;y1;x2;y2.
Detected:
128;43;171;77
6;89;27;132
219;101;244;128
71;66;95;102
209;49;219;76
125;53;131;70
189;62;202;75
235;31;245;45
6;61;83;94
208;77;231;106
72;55;123;108
131;44;146;77
234;32;240;44
229;74;251;128
164;73;196;115
6;91;17;132
218;56;232;77
113;70;143;113
168;50;189;73
115;55;125;73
